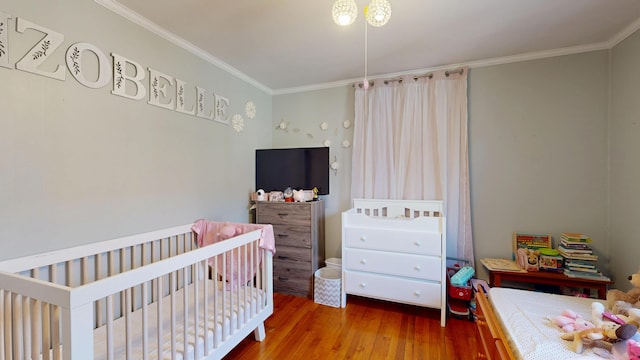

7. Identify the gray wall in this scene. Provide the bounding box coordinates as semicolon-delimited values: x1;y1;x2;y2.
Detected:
610;30;640;291
468;51;611;280
272;87;355;259
0;0;272;260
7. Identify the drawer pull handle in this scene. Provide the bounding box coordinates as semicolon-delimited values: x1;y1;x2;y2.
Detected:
360;236;366;241
278;234;289;238
278;276;289;281
414;241;421;246
414;265;421;271
360;259;367;265
413;290;421;297
359;282;366;288
277;255;289;260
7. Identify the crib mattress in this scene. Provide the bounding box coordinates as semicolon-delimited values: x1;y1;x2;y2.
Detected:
93;280;265;360
489;287;637;360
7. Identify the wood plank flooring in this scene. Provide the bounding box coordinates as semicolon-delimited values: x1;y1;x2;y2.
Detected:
224;293;479;360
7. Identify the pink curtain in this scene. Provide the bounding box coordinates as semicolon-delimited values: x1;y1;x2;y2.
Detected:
351;69;473;264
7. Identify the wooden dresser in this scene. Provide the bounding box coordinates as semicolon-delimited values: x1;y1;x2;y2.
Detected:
256;200;325;297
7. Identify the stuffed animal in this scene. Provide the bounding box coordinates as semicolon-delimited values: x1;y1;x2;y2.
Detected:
606;267;640;313
516;248;540;271
561;322;638;354
292;189;305;202
551;309;595;333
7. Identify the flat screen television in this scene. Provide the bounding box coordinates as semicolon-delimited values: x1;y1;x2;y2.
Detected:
255;147;329;195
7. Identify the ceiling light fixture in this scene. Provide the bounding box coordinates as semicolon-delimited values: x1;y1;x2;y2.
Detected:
332;0;391;27
365;0;391;27
332;0;358;26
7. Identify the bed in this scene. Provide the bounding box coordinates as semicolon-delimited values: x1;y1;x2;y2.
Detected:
476;286;640;360
0;221;274;360
341;199;447;326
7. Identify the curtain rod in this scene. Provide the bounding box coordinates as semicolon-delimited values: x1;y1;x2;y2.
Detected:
354;68;465;88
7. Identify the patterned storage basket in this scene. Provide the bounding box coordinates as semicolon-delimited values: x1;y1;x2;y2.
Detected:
314;267;342;307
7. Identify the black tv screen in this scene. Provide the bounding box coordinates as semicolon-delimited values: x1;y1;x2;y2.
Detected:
256;147;330;195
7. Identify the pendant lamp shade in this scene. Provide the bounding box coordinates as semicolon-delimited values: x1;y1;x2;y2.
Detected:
365;0;392;27
332;0;358;26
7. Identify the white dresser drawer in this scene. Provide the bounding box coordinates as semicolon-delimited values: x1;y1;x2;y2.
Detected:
344;270;442;308
344;248;442;281
344;226;441;255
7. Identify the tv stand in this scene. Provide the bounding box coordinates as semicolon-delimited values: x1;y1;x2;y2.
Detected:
255;200;325;297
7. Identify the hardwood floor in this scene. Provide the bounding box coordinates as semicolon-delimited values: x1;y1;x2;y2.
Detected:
224;293;479;360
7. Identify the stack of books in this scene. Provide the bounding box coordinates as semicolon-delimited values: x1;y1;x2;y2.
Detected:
557;233;609;281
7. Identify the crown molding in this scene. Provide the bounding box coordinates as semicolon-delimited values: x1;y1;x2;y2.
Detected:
608;16;640;48
94;0;272;95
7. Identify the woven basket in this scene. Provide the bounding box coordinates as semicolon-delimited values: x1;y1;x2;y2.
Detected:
314;267;341;307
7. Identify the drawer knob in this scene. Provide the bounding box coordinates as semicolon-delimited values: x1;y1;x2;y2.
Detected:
359;282;366;288
360;236;367;242
414;241;421;246
414;265;421;271
413;290;421;297
360;259;367;265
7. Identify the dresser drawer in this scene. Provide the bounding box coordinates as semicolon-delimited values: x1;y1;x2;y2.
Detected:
257;203;310;225
344;248;442;281
272;224;311;248
273;246;312;265
344;225;441;255
344;270;442;308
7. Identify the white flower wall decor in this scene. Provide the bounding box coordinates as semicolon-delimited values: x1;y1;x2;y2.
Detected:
342;140;351;148
320;122;329;130
232;114;244;132
245;101;256;119
343;120;352;129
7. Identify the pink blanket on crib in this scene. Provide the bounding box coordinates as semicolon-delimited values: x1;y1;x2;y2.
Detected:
191;220;275;287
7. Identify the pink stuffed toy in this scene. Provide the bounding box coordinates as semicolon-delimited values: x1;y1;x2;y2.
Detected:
552;309;596;332
219;224;241;240
628;339;640;360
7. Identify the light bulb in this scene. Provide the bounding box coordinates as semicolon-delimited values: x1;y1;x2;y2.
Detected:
332;0;358;26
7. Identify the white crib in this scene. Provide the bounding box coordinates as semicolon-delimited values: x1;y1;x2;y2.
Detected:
0;223;274;360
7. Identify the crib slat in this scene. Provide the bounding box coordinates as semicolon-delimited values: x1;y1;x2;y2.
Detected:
125;288;132;359
142;281;149;360
96;254;103;327
12;293;22;360
156;276;164;360
182;267;189;359
41;302;51;360
203;261;210;357
194;263;200;360
52;305;61;360
0;289;6;360
170;271;177;359
22;296;31;360
106;295;114;360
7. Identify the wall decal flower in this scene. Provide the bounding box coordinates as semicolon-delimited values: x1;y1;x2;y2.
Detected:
342;140;351;148
232;114;244;132
245;101;256;119
343;120;352;129
320;122;329;130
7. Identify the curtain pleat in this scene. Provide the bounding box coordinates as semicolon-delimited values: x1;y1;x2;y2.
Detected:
351;70;473;263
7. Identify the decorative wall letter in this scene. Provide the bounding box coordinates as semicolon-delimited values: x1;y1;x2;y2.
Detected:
147;68;175;110
195;86;213;120
65;43;112;89
15;17;65;80
214;94;229;124
0;11;10;69
175;78;195;115
111;53;146;100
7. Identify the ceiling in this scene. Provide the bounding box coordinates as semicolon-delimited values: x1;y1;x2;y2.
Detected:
99;0;640;94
